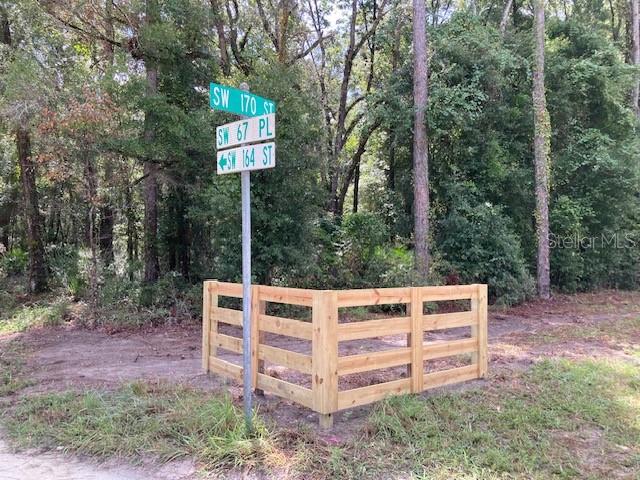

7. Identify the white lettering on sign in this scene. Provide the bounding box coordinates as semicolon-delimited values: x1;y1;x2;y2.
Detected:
216;114;275;150
217;142;276;174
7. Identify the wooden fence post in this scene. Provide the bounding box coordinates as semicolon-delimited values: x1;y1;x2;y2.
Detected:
202;280;218;372
409;287;424;393
471;284;488;378
312;290;338;429
477;284;488;377
251;284;266;393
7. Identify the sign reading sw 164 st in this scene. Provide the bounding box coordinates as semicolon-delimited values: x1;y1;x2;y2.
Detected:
217;142;275;175
216;114;275;150
210;83;276;117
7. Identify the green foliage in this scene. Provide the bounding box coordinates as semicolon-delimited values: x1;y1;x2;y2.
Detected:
2;0;639;310
47;245;84;297
0;247;28;275
305;212;413;289
4;383;274;469
353;358;639;479
435;188;535;305
0;300;68;334
545;20;640;291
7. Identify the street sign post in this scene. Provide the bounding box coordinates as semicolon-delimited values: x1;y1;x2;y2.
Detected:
210;83;276;117
210;83;276;432
216;114;275;150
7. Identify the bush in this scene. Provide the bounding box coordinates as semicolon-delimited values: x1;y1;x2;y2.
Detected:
435;201;535;305
0;247;28;276
306;212;414;289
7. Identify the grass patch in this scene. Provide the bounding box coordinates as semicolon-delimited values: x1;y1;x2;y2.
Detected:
0;339;29;398
0;300;69;334
1;357;638;477
3;382;281;470
305;358;640;479
534;317;640;346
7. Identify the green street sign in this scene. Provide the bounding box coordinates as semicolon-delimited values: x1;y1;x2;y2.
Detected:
217;142;275;174
210;83;276;117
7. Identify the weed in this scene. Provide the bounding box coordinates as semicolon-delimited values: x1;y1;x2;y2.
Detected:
0;300;69;334
3;382;279;471
0;339;29;398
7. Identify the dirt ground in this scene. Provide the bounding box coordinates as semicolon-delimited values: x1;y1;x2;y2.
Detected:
1;290;639;478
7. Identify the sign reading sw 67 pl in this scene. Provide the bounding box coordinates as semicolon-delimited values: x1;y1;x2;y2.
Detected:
216;114;275;150
217;142;275;175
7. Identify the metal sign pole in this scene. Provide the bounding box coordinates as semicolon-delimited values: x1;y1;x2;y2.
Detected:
211;81;275;432
241;170;252;431
239;83;252;432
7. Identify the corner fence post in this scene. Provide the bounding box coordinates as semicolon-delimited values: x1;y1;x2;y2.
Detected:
409;287;424;393
478;284;488;377
312;290;338;429
202;280;217;372
471;284;488;378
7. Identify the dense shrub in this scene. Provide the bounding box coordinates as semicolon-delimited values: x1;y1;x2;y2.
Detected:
435;201;535;306
0;247;28;276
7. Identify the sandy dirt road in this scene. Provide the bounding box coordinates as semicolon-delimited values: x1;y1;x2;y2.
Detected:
0;437;196;480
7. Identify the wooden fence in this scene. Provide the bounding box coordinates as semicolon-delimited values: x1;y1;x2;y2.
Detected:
202;281;488;428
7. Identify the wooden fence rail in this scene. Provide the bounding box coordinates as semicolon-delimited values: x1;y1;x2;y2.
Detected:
202;281;488;428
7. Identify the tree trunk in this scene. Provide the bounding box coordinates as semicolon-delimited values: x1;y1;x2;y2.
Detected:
500;0;514;35
84;155;99;303
125;182;137;280
632;0;639;117
533;0;551;299
16;127;48;293
99;0;115;267
143;0;160;283
143;161;159;283
352;162;360;213
99;204;114;266
209;0;231;76
413;0;430;279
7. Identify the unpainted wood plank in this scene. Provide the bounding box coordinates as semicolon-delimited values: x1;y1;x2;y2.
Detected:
477;284;488;377
312;290;339;414
259;285;315;306
409;287;424;392
215;307;242;326
213;332;242;353
423;311;474;330
338;347;411;376
337;317;411;341
423;364;478;390
337;378;411;410
470;287;479;367
259;344;312;374
336;287;411;307
423;338;477;360
202;280;216;372
259;314;313;340
209;356;242;381
217;281;243;297
419;285;476;301
256;373;314;409
251;285;263;390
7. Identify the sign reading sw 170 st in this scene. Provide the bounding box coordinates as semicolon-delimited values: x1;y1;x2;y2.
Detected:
210;83;276;117
216;114;275;150
217;142;275;175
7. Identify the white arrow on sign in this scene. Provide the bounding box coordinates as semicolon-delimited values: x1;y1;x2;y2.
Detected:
217;142;275;175
216;114;275;150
